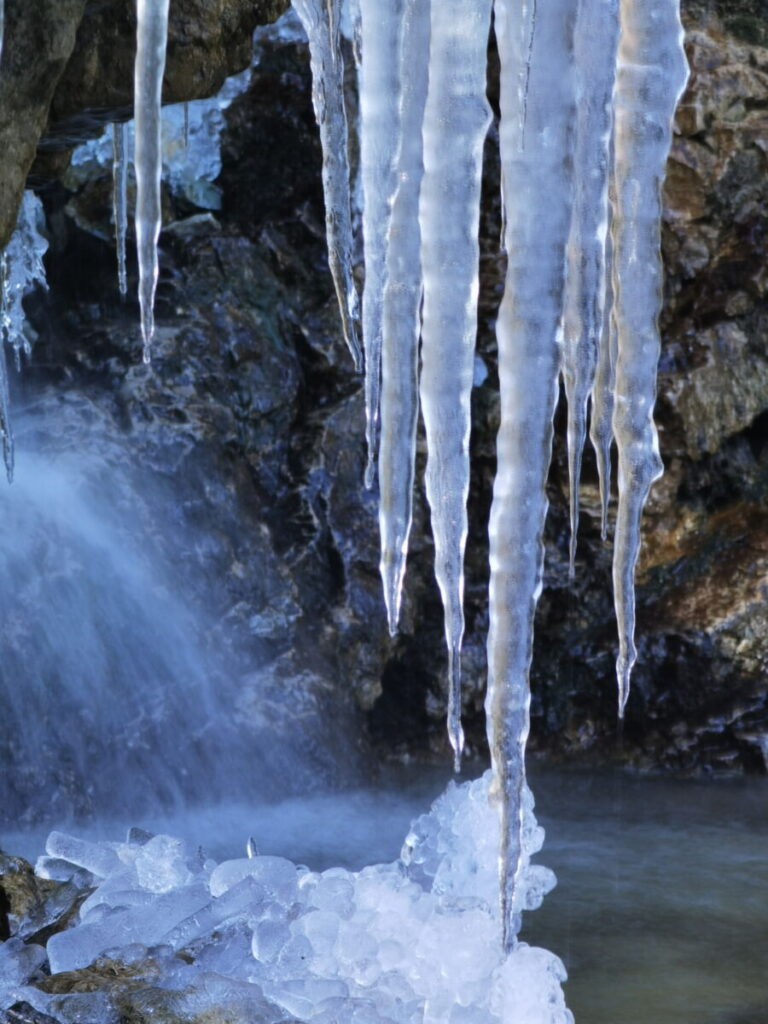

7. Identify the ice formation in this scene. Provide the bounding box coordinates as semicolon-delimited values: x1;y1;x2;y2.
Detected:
610;0;689;715
292;0;362;371
377;0;429;634
562;0;620;571
358;0;402;486
111;123;129;297
0;192;49;480
293;0;687;950
133;0;170;363
0;775;572;1024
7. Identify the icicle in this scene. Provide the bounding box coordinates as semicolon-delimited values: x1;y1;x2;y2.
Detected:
611;0;688;715
0;257;13;482
561;0;619;573
112;123;129;298
487;0;576;951
359;0;403;488
377;0;430;634
134;0;170;363
0;0;5;66
183;102;190;148
292;0;362;371
589;149;618;541
418;0;493;772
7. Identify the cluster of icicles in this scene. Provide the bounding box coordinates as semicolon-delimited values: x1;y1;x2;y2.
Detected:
290;0;688;950
1;0;687;952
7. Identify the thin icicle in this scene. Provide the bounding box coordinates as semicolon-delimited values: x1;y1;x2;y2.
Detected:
590;151;618;541
0;258;12;481
183;102;190;148
359;0;404;488
419;0;493;771
0;0;5;66
611;0;687;715
561;0;619;573
134;0;170;363
487;0;576;951
377;0;430;635
111;123;129;297
292;0;362;371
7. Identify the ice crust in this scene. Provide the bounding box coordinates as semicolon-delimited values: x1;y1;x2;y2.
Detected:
7;775;571;1023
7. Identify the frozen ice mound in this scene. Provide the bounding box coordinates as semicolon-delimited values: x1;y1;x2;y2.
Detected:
13;773;572;1023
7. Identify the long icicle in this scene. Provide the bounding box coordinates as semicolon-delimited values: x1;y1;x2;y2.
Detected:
0;0;5;66
292;0;362;371
359;0;403;487
134;0;170;363
377;0;430;634
0;255;13;481
561;0;619;573
611;0;688;715
112;122;129;297
419;0;493;772
590;130;618;540
488;0;576;951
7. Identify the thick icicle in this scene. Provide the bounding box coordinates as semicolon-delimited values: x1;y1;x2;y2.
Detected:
134;0;170;363
377;0;430;634
611;0;687;714
561;0;619;572
589;156;618;540
112;123;129;297
487;0;576;950
292;0;362;371
359;0;403;487
418;0;492;771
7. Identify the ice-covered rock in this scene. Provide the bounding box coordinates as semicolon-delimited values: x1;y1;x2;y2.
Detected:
33;774;567;1021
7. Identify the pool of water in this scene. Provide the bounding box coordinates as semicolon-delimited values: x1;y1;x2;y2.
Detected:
4;764;767;1023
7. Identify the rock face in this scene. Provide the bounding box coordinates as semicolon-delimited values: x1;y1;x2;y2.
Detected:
4;2;768;781
0;0;290;248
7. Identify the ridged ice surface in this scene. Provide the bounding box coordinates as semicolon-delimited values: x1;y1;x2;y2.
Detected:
111;122;128;297
561;0;619;571
377;0;430;634
418;0;493;770
359;0;403;486
1;775;570;1023
292;0;361;370
488;0;576;950
611;0;688;714
134;0;170;363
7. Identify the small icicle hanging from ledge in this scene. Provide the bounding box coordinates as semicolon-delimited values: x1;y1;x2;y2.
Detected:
134;0;170;363
112;123;129;298
291;0;362;371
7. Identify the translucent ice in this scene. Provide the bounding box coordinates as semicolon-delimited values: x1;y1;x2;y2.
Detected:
292;0;362;369
111;122;129;296
418;0;493;769
377;0;430;634
488;0;576;949
36;775;567;1019
611;0;688;713
134;0;170;361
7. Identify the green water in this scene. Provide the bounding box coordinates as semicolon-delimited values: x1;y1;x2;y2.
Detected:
524;769;768;1024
